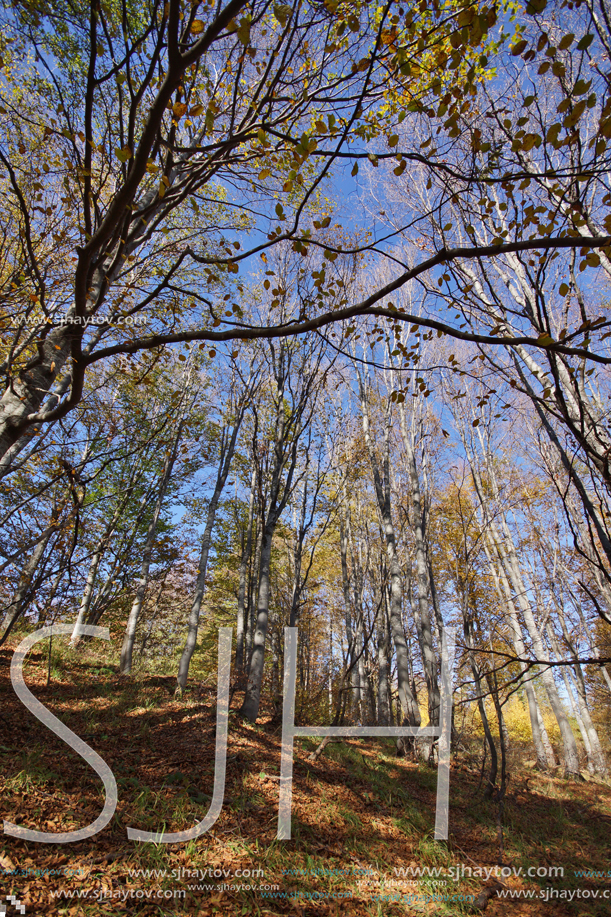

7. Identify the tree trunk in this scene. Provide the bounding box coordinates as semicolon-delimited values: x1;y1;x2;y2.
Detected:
176;414;243;693
377;581;391;727
472;450;581;777
240;524;274;721
119;421;183;675
464;618;498;797
356;369;421;728
482;537;556;770
236;468;256;672
339;491;361;721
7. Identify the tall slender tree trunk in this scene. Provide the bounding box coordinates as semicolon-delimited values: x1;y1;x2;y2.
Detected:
464;617;498;796
550;607;608;776
119;421;183;675
246;522;262;665
339;490;361;720
176;415;243;693
482;537;556;770
356;370;420;730
471;450;580;777
377;579;391;726
236;468;256;672
240;525;275;721
71;548;103;646
397;398;441;724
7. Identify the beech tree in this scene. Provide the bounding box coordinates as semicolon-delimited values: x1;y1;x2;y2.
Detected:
4;0;611;469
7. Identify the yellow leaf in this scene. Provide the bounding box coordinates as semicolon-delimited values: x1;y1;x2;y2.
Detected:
191;19;205;34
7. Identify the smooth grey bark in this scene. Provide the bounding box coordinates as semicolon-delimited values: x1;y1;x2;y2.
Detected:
239;473;294;721
71;548;103;646
344;493;374;723
245;522;263;664
236;467;257;672
328;618;334;717
0;328;73;462
377;579;391;727
0;255;126;464
176;413;244;693
396;393;441;724
482;536;556;769
356;368;420;729
339;487;361;720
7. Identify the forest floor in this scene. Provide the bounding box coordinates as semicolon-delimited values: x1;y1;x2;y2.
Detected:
1;636;610;917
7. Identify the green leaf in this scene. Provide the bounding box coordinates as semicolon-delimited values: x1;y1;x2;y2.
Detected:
273;4;292;27
525;0;547;12
573;78;592;96
522;133;541;151
237;16;251;45
115;146;132;162
536;332;554;346
577;34;594;51
564;99;586;129
559;283;569;296
510;39;528;56
351;162;359;177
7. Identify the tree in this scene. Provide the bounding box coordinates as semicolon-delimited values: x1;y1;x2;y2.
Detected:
4;0;611;467
239;333;327;721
